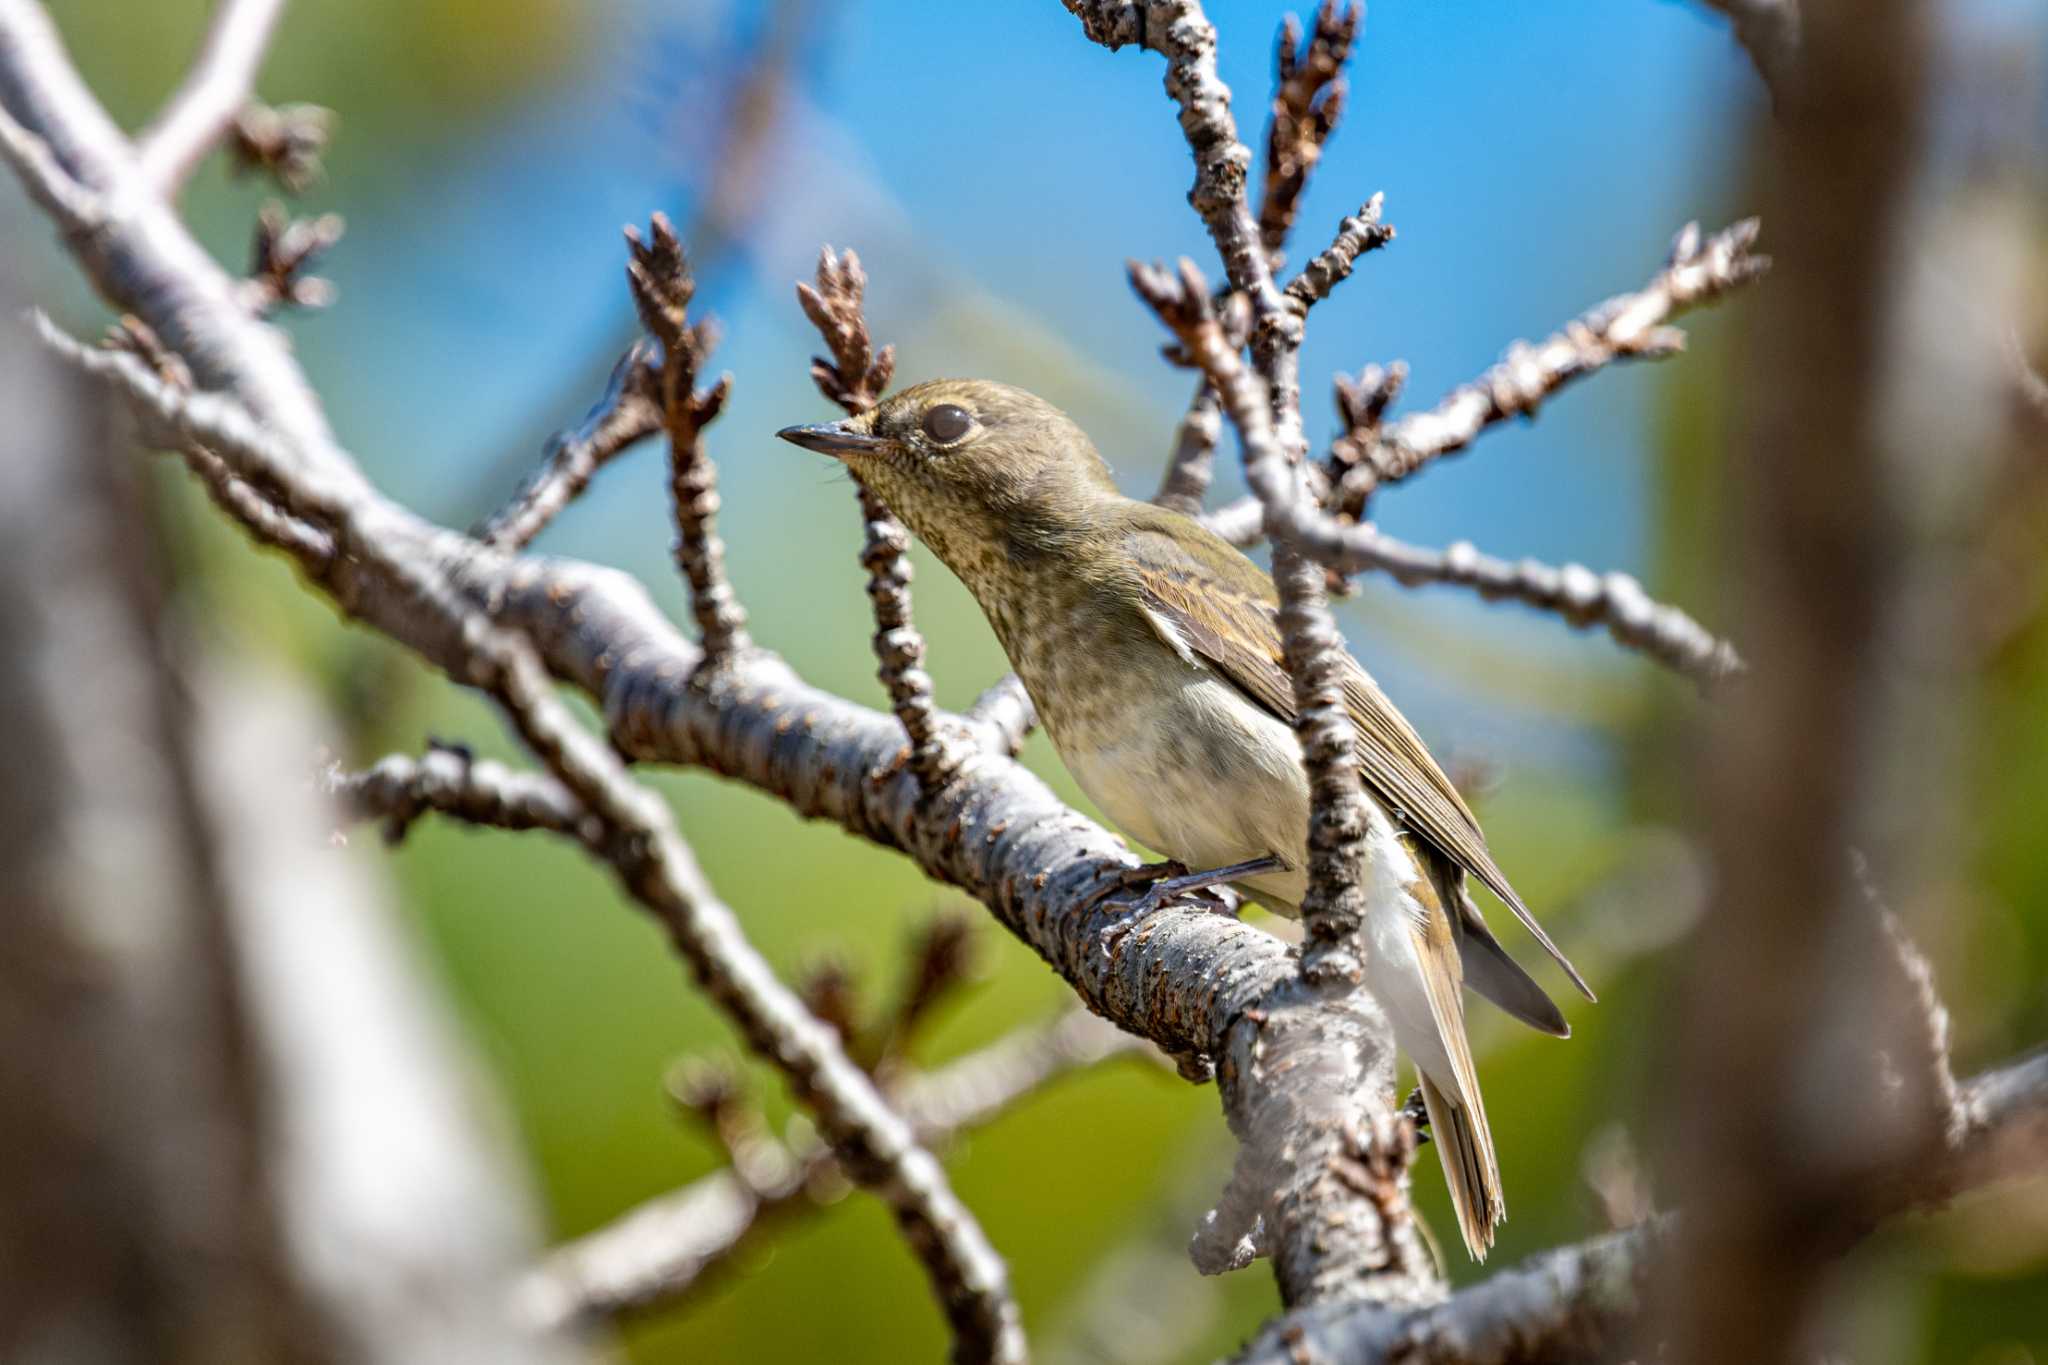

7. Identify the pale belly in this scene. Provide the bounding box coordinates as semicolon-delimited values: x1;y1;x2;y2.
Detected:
1044;663;1454;1084
1047;664;1312;907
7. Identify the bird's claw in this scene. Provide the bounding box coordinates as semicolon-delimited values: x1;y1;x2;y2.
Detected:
1090;859;1245;918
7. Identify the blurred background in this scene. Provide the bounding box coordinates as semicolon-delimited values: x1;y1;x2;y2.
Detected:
4;0;2046;1360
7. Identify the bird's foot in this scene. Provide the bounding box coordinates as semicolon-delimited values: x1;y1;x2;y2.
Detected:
1089;855;1284;918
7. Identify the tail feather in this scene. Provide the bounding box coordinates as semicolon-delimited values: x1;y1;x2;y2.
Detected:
1418;1072;1502;1260
1402;834;1505;1260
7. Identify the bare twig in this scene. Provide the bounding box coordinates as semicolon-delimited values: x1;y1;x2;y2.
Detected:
184;441;336;565
520;1009;1144;1329
1258;2;1358;262
1078;0;1443;1296
798;246;965;792
326;742;593;846
477;341;663;552
1196;499;1744;686
1202;219;1768;537
1354;219;1767;501
1345;527;1744;687
625;212;750;663
103;314;335;568
1285;195;1393;308
1853;852;1966;1147
135;0;285;195
239;201;342;316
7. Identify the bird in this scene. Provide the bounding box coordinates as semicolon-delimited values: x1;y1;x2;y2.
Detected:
778;379;1589;1259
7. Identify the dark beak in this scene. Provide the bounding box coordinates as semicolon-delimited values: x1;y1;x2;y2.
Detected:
776;421;885;458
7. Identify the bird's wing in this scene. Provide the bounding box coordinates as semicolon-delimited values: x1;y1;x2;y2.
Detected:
1123;511;1592;1000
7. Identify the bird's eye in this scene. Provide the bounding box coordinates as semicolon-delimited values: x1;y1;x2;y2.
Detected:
920;403;973;444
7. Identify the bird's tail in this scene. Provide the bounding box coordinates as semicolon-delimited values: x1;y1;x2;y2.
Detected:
1418;1070;1502;1261
1403;835;1505;1260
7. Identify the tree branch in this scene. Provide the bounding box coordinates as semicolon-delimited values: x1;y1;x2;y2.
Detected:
1345;218;1768;506
135;0;285;196
798;245;967;792
1237;1046;2048;1363
477;340;663;552
625;212;750;662
1258;2;1358;263
1346;526;1743;687
326;743;593;846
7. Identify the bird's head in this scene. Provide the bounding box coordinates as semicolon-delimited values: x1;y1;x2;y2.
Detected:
777;379;1119;583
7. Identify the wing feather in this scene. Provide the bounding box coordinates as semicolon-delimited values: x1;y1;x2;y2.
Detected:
1123;510;1591;1000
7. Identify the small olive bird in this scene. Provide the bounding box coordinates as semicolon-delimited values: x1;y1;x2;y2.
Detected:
779;380;1589;1258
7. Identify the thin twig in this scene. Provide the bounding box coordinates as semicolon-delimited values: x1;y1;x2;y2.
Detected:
477;341;664;552
103;314;334;567
797;245;963;792
1345;526;1745;687
1080;0;1433;1295
0;99;101;228
135;0;285;196
1284;195;1394;308
1258;2;1359;262
1853;851;1966;1147
1078;0;1385;991
625;212;750;663
325;743;593;846
1348;218;1770;505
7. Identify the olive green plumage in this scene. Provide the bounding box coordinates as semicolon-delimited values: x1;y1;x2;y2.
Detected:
779;379;1590;1259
